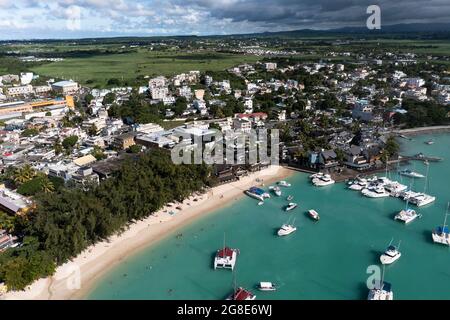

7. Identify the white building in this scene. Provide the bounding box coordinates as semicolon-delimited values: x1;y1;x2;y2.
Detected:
264;62;277;71
136;123;164;134
149;76;167;89
6;85;33;97
34;85;52;94
151;87;169;100
51;80;79;94
178;86;192;99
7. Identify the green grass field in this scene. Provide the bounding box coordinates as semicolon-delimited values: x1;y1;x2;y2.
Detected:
31;50;260;87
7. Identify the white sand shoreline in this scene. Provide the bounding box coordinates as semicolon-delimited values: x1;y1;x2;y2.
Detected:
1;165;294;300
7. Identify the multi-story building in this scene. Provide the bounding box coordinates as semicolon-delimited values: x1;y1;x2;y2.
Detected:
51;80;79;94
151;87;169;100
6;85;33;97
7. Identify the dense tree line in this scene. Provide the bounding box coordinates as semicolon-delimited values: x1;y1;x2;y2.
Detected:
0;150;212;290
393;99;450;128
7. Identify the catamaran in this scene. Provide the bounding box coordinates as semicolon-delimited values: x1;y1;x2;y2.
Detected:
395;208;420;224
367;266;394;300
245;187;270;201
308;209;320;221
312;174;335;187
227;287;256;300
432;203;450;246
257;282;277;292
278;181;291;187
398;169;425;179
214;235;239;270
285;202;298;212
380;240;402;265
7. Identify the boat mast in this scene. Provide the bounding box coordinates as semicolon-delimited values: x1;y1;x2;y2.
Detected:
443;202;449;231
423;161;430;194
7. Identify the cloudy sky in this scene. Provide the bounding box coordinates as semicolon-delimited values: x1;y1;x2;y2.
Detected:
1;0;449;39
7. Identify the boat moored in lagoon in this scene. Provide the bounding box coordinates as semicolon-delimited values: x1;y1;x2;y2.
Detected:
380;240;401;265
214;247;239;270
398;169;425;179
285;202;298;212
432;203;450;246
308;209;320;221
245;187;270;201
361;186;390;198
368;281;394;300
395;209;421;224
312;174;335;187
227;287;256;300
278;181;291;187
257;282;277;292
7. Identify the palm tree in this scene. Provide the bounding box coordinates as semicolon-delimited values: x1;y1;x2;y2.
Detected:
40;178;55;193
14;164;36;185
0;211;15;233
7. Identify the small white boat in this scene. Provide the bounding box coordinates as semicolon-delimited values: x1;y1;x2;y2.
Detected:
425;140;434;145
278;180;291;187
269;186;282;197
285;202;298;212
312;174;335;187
278;223;297;236
309;172;324;179
287;195;294;201
258;201;264;206
380;240;401;265
257;282;277;292
308;209;320;221
398;169;425;179
348;177;368;191
361;186;390;198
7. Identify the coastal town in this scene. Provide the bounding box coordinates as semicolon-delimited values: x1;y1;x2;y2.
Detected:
1;29;450;300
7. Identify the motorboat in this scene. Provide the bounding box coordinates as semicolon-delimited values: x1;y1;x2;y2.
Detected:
270;186;282;197
278;181;291;187
361;186;390;198
308;209;320;221
257;282;277;292
285;202;298;212
277;224;297;236
348;177;368;191
380;241;401;265
312;174;335;187
398;169;425;179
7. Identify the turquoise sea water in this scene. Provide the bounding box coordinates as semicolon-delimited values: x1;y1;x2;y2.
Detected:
87;133;450;300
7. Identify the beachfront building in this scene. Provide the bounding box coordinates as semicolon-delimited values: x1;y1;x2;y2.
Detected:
0;186;33;215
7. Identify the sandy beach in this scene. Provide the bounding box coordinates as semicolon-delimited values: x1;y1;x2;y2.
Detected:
395;125;450;136
1;165;294;300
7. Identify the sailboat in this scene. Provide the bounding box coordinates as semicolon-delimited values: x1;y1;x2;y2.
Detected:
226;271;256;300
432;203;450;246
380;239;402;265
407;162;436;207
368;265;394;300
214;233;239;270
395;180;421;224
